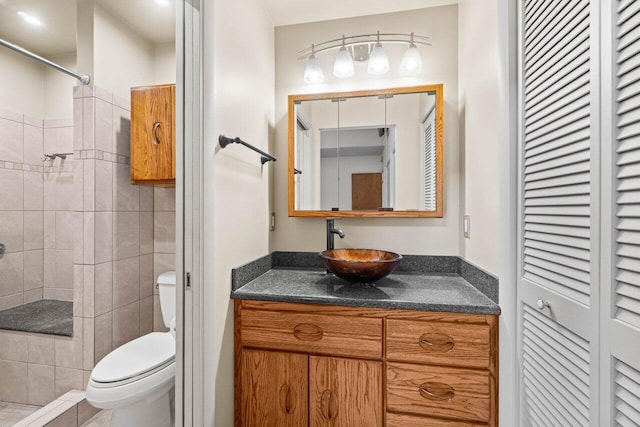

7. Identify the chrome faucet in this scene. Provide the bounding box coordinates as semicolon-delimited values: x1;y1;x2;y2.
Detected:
326;218;345;250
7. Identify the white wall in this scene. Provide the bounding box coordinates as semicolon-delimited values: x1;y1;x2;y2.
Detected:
203;0;275;425
0;48;45;118
272;6;459;256
92;3;155;100
153;42;176;84
44;53;77;119
0;47;75;120
459;0;499;274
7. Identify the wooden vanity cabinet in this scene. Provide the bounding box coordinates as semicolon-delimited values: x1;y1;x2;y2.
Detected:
235;300;498;427
240;349;308;426
130;84;175;185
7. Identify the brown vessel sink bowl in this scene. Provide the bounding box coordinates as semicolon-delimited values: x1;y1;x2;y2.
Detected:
319;249;403;283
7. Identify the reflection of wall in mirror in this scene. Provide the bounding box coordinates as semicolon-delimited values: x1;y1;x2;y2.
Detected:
384;93;422;210
294;102;321;209
320;127;387;210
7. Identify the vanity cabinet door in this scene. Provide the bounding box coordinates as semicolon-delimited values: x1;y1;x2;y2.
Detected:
130;83;175;185
239;349;308;427
309;356;383;427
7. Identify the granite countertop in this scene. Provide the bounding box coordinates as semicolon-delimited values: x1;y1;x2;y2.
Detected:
230;252;501;316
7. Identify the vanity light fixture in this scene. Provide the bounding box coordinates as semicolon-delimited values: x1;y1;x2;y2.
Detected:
304;44;324;84
333;36;355;78
298;31;430;82
367;31;389;75
400;32;423;74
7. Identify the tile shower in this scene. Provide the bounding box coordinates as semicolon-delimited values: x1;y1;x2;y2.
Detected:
0;86;175;414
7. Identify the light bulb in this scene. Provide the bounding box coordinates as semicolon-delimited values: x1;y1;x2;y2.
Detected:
304;53;324;84
400;44;422;74
368;43;389;75
333;46;354;78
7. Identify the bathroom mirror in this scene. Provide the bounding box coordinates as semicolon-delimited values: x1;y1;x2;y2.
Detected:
288;84;443;217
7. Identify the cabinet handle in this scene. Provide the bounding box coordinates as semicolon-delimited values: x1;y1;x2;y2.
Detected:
418;333;455;352
152;122;162;144
321;389;338;421
279;384;295;415
418;382;455;401
293;323;323;341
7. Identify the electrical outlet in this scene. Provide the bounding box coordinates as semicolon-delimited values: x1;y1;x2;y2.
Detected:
270;212;276;231
464;215;471;238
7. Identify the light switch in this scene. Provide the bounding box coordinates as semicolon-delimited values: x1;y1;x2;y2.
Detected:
464;215;471;238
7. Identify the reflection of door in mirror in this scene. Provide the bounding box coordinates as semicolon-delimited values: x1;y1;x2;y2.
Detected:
295;115;314;210
421;96;437;210
352;173;382;210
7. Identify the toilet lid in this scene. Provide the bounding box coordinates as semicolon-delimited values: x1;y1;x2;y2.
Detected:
92;332;175;383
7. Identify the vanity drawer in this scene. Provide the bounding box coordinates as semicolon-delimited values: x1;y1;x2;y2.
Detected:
386;362;491;423
386;412;487;427
240;309;383;359
386;319;491;369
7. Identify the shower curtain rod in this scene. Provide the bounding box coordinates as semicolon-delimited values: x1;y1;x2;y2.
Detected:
0;37;91;85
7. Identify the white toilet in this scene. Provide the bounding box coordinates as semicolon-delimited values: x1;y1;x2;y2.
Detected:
86;271;177;427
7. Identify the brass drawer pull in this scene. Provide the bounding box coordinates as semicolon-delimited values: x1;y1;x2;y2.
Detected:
418;333;455;352
279;384;295;415
293;323;324;341
321;389;338;421
419;382;455;401
153;122;162;144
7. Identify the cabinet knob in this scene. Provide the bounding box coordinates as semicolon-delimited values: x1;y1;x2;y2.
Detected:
152;122;162;144
418;333;455;352
279;384;295;415
419;382;455;401
321;389;338;421
293;323;323;341
536;299;550;310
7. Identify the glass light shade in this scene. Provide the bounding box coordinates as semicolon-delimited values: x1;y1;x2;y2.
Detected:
333;47;355;78
304;54;324;84
400;44;423;74
367;43;389;75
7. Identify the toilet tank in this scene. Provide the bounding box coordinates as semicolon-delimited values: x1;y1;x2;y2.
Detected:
157;271;176;328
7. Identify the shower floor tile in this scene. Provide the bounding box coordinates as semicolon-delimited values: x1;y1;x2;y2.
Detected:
0;402;41;427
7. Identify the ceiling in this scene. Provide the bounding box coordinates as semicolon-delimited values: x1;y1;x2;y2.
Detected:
0;0;455;57
262;0;458;26
0;0;175;57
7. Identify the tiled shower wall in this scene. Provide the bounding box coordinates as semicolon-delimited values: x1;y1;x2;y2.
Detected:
0;110;75;310
73;85;155;373
0;110;44;310
43;119;76;302
153;186;175;332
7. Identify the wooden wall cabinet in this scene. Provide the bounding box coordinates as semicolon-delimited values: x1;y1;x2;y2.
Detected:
235;300;498;427
130;84;175;185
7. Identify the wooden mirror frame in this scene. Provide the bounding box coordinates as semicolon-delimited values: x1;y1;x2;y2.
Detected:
288;84;443;217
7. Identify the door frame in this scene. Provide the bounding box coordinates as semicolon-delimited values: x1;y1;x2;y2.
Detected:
497;0;519;425
176;0;205;425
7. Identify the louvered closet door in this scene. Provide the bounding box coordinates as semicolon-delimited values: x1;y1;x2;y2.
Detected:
606;1;640;425
518;0;600;425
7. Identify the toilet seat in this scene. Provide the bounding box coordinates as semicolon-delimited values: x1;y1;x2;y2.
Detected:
91;332;175;387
